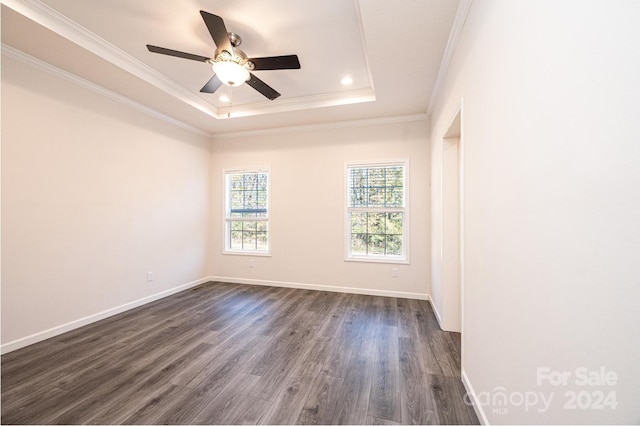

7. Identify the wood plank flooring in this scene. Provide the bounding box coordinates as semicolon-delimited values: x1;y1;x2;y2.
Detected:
1;282;479;425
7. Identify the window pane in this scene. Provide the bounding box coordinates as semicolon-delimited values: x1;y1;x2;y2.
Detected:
351;233;367;255
386;213;403;235
230;190;243;209
257;191;268;210
226;171;269;252
243;231;256;250
348;165;405;208
244;191;257;210
257;173;268;191
351;213;367;233
367;213;385;235
370;234;385;255
347;162;406;260
385;187;403;207
230;175;244;190
387;166;403;184
244;174;257;190
386;235;402;256
230;230;243;250
257;232;268;251
368;168;385;187
351;168;367;187
350;188;367;207
368;187;384;207
349;168;367;207
256;221;268;233
230;192;244;217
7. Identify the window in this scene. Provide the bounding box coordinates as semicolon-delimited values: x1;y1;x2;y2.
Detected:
224;169;269;254
346;160;408;262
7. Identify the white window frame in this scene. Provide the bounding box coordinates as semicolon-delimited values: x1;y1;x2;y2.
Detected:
223;167;271;256
345;159;410;264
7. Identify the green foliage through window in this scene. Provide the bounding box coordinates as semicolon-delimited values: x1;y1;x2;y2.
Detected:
225;171;269;252
347;163;406;260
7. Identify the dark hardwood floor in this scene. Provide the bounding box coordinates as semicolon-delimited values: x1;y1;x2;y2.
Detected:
1;282;479;425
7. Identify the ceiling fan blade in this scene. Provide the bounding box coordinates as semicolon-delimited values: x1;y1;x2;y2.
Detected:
200;11;233;55
250;55;301;70
246;73;281;100
146;45;211;62
200;75;223;94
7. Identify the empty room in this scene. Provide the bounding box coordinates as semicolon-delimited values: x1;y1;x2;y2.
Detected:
1;0;638;424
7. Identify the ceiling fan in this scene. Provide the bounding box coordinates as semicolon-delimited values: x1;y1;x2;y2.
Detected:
146;11;301;100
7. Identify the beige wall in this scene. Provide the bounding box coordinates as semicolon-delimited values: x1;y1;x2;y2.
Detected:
4;2;638;421
1;53;432;351
210;120;431;298
430;1;640;423
1;56;212;349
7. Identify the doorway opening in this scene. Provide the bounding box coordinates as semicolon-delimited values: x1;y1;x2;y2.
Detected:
441;110;463;333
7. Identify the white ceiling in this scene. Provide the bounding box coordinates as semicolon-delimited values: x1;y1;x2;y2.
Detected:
1;0;460;136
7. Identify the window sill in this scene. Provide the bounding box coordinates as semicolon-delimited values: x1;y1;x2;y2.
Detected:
345;256;409;265
223;250;271;257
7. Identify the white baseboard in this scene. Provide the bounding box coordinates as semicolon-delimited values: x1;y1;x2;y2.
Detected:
1;276;212;354
430;297;444;328
2;276;429;354
461;367;490;425
210;276;429;300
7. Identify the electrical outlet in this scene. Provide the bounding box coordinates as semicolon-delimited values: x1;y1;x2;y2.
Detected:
248;259;255;269
147;271;154;282
391;268;399;278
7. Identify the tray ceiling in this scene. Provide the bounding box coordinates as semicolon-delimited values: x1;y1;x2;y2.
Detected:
1;0;460;136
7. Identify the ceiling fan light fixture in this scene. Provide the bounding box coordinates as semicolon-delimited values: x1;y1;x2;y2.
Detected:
147;12;297;100
212;60;250;87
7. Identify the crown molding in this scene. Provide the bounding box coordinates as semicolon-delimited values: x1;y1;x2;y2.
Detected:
1;0;221;119
2;44;210;137
426;0;474;116
2;44;419;141
4;43;398;140
212;113;428;139
218;88;376;119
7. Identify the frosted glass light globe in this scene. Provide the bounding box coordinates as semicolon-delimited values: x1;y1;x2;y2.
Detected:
213;61;250;87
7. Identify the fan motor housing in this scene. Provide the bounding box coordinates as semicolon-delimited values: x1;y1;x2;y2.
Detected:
213;32;254;69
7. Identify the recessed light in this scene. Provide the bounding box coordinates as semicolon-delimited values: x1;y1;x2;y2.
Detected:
219;95;230;103
341;76;353;86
